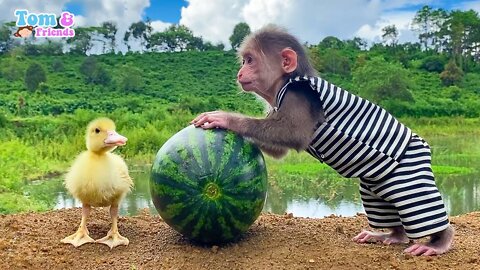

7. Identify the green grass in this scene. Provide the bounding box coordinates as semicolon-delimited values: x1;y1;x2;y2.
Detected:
433;165;475;175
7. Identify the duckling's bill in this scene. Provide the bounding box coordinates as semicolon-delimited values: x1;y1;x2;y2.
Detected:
104;130;127;146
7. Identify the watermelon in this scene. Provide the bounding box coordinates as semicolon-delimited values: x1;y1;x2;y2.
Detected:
150;125;268;244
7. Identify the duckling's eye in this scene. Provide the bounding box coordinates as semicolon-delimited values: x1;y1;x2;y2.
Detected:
94;128;100;134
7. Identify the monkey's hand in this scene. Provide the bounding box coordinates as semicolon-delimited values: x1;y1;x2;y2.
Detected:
191;111;244;131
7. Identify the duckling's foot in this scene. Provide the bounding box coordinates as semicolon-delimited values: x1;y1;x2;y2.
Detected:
96;230;129;249
61;228;95;247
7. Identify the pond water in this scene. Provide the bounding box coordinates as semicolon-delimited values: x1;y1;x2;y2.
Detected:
39;134;480;218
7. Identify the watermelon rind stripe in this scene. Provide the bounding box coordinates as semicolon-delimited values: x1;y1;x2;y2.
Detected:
217;133;245;183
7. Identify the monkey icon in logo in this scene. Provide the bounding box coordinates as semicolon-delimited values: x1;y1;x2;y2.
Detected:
14;26;34;38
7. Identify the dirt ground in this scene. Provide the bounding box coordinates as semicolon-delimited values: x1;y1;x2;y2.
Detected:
1;208;479;270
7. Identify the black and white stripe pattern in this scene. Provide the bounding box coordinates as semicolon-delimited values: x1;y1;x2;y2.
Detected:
278;76;412;181
359;135;449;238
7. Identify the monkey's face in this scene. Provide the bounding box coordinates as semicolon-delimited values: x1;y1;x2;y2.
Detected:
237;52;258;92
237;50;283;96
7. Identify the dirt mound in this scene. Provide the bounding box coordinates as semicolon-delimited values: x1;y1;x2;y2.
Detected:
1;208;479;269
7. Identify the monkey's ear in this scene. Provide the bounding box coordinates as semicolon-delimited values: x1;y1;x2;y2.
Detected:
280;48;298;74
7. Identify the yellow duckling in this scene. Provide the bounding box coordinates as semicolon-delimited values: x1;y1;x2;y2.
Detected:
61;117;133;249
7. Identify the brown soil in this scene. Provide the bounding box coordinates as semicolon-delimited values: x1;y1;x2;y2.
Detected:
1;208;479;270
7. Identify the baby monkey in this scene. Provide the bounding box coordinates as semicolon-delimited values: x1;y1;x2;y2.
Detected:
192;24;454;256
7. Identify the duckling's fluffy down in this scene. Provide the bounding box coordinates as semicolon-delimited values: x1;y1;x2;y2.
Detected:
65;151;133;207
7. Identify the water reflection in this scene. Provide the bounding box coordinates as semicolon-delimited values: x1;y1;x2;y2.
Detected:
43;134;480;218
54;169;158;216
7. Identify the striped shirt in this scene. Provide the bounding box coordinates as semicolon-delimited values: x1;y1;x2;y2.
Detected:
276;76;412;181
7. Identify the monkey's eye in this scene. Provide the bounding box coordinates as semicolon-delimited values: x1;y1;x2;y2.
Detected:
94;128;100;134
242;55;253;66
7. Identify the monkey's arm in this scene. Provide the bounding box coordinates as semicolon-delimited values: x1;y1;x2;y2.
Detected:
232;89;324;152
247;138;289;158
192;88;324;153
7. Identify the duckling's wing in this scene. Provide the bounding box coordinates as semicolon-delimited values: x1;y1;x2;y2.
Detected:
119;167;134;189
111;153;134;189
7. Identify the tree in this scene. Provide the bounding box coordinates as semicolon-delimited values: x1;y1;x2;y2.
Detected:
411;5;434;50
67;27;93;55
440;60;464;86
51;59;64;72
0;24;14;54
100;21;118;53
201;41;225;51
119;66;145;92
314;48;351;75
148;25;201;52
353;57;413;104
411;6;448;51
420;55;447;73
441;10;480;70
124;21;152;52
79;57;111;85
229;22;250;50
382;25;398;46
319;36;345;50
345;37;367;51
25;62;47;91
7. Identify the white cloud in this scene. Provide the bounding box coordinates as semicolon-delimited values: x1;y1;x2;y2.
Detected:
70;0;154;53
180;0;480;48
180;0;249;46
2;0;479;52
75;0;149;30
456;0;480;12
179;0;419;48
356;11;418;44
151;20;171;33
380;0;433;10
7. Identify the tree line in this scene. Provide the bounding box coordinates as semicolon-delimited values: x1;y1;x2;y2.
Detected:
1;5;479;114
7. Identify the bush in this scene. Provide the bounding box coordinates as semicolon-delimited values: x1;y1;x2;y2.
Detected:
38;82;49;93
0;58;25;81
79;57;111;85
91;66;111;85
420;55;446;73
51;59;64;72
440;60;463;86
80;57;97;78
0;111;7;128
24;62;47;91
352;57;413;103
119;66;144;92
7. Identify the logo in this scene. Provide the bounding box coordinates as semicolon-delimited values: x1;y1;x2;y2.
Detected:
14;9;75;38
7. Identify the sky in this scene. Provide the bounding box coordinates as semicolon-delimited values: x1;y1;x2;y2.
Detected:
1;0;480;49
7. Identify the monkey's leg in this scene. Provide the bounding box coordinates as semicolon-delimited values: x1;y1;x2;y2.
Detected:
61;204;95;247
96;204;129;249
352;226;410;245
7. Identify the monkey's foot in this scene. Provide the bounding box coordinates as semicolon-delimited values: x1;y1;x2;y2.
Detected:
352;229;410;245
96;231;129;249
404;226;454;256
61;228;95;247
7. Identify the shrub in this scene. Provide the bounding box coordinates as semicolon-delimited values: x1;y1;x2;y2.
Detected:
119;66;144;92
79;57;111;85
352;57;413;103
420;55;446;73
24;62;47;91
51;59;64;72
440;60;463;86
